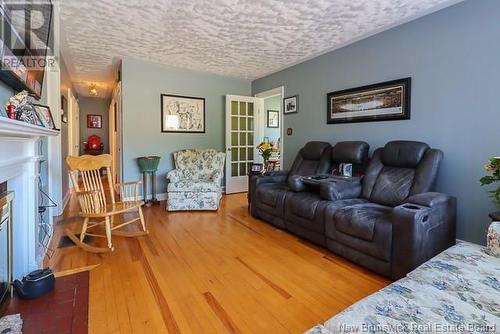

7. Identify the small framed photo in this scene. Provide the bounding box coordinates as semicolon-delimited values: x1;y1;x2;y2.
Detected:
283;95;298;114
87;114;102;128
251;163;263;173
33;104;56;129
267;110;279;128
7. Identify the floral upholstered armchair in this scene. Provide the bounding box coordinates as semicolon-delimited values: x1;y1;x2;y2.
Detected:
166;149;225;211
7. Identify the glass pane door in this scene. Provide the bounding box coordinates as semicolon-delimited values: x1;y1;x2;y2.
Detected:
226;95;259;193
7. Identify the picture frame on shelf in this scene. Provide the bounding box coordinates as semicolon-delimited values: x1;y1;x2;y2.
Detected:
327;78;411;124
18;105;43;126
283;95;298;114
251;163;263;173
87;114;102;128
267;110;279;128
161;94;205;133
33;104;56;129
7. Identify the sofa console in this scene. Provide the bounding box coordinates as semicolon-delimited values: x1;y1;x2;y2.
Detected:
250;140;457;280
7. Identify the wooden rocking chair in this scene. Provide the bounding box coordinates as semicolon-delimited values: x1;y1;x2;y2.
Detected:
66;154;149;253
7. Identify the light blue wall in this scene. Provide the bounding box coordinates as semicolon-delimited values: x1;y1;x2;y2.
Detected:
252;0;500;244
121;57;251;193
263;95;281;144
79;96;111;155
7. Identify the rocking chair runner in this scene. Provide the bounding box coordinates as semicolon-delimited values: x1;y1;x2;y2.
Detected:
66;154;149;253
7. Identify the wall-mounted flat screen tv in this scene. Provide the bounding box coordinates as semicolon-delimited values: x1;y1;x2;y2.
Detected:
0;0;53;99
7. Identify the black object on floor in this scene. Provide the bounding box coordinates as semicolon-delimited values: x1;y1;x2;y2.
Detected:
58;234;93;248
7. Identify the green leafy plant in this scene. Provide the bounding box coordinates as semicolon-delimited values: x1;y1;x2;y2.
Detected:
480;157;500;206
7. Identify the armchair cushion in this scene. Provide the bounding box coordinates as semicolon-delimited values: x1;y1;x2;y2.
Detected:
171;149;225;183
167;181;220;193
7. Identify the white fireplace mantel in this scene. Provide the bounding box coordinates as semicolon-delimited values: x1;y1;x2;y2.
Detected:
0;117;59;278
0;117;59;139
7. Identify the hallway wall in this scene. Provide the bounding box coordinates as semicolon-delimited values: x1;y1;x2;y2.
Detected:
79;96;111;154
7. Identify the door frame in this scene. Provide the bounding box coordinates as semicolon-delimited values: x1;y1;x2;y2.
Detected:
109;82;123;184
67;89;79;189
254;86;284;168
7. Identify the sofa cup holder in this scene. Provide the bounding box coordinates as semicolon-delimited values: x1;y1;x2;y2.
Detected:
402;205;421;210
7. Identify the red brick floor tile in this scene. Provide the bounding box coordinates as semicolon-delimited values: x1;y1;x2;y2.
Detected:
1;272;89;334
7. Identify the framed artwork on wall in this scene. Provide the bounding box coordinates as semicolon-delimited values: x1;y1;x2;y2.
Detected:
327;77;411;124
267;110;279;128
161;94;205;133
33;104;56;129
283;95;298;114
87;114;102;128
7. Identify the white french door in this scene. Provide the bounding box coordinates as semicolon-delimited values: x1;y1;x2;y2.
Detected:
225;95;261;194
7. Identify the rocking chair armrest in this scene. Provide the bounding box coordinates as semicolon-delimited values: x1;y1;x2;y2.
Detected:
115;181;142;202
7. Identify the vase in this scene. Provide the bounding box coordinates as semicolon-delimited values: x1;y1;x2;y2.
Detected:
262;159;270;174
489;211;500;222
6;105;16;119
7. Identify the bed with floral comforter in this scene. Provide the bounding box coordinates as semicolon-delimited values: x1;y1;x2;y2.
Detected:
306;241;500;334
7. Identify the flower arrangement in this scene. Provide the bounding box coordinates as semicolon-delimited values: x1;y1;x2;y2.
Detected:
480;157;500;206
257;141;275;172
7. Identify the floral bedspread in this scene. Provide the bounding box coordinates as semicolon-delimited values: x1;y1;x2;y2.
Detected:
306;241;500;333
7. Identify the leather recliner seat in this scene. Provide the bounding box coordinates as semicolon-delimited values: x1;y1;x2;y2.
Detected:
284;141;370;246
250;141;331;228
250;140;457;280
324;141;456;279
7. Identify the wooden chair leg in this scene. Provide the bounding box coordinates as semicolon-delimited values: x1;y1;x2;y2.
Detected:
80;217;89;242
104;216;113;250
138;206;147;232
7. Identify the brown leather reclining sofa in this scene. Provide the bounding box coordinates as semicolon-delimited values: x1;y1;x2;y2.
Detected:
249;140;456;280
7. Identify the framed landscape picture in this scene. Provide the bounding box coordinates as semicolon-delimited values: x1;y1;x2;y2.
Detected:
283;95;298;114
267;110;279;128
327;78;411;124
161;94;205;133
87;114;102;128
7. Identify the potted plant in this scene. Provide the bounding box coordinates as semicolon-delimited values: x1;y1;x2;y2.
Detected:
480;156;500;221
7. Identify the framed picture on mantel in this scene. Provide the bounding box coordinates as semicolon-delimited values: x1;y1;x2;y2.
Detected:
327;78;411;124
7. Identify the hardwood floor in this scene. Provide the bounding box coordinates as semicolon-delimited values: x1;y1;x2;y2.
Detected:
46;193;389;334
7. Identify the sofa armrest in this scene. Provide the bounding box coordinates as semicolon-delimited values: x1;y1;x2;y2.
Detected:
404;192;451;207
166;169;184;183
319;179;362;201
248;171;288;213
391;192;457;280
255;171;288;186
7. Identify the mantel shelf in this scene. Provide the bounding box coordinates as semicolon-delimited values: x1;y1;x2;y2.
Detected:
0;117;59;138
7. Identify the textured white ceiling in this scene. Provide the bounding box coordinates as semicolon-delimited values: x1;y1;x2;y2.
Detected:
60;0;461;96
